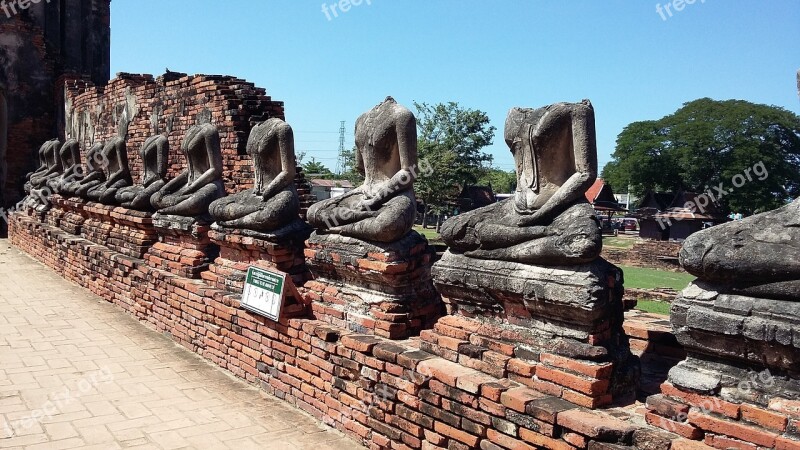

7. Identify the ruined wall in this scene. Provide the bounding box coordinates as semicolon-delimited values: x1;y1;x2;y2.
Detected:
63;73;286;194
0;0;111;209
603;240;684;272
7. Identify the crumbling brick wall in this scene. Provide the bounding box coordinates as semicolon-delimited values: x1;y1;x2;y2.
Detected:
63;73;285;195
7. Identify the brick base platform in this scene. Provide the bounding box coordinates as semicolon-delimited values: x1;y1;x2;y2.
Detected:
145;214;216;279
12;210;800;450
52;196;88;235
304;232;444;339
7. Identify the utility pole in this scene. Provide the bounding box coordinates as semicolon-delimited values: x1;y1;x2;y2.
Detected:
335;121;346;175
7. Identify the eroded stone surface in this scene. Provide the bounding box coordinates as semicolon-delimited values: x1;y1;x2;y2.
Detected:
116;134;169;210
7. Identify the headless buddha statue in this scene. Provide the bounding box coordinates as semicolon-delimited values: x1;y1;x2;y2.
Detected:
209;118;299;231
306;97;418;243
85;137;133;205
150;123;225;217
441;101;602;265
25;139;62;211
115;135;169;211
24;140;53;195
53;139;83;194
70;143;106;198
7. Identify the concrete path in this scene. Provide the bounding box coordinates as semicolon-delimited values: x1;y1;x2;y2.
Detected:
0;240;361;450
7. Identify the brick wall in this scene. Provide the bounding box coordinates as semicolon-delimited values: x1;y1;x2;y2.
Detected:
63;73;285;195
11;205;754;450
603;240;684;272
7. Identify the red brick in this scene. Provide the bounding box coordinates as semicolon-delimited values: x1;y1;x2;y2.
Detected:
507;358;537;377
661;383;741;419
417;358;478;387
770;398;800;419
671;439;715;450
776;436;800;450
645;412;703;439
704;434;758;450
519;427;575;450
500;387;547;413
486;429;537;450
557;409;637;442
540;353;613;379
741;403;787;432
562;389;612;409
562;431;588;448
536;366;609;397
688;410;778;448
434;421;480;447
456;371;498;395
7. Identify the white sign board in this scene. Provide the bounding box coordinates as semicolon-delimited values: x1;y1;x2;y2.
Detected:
241;267;286;321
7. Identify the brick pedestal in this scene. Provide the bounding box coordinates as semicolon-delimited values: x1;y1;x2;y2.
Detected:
144;214;216;279
107;207;158;259
646;282;800;449
81;202;116;247
52;196;88;235
203;220;311;294
430;252;639;409
303;231;443;340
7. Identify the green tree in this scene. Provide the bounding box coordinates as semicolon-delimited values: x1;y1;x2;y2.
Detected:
414;102;496;228
602;98;800;214
478;168;517;194
338;146;365;185
302;157;334;179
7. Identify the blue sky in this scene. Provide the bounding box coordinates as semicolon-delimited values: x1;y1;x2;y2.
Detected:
110;1;800;175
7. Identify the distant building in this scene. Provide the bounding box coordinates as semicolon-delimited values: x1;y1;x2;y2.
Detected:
585;179;627;220
457;185;496;213
637;190;726;241
310;179;354;201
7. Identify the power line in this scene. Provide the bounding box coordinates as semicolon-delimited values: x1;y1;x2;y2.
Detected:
335;121;346;175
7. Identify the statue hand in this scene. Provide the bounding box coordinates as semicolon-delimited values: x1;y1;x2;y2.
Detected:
356;197;380;212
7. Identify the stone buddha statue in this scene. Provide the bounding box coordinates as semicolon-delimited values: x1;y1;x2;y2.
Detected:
151;123;225;217
24;140;55;195
85;137;133;204
24;139;62;211
70;143;106;198
209;118;299;231
53;139;83;194
441;101;602;265
115;135;169;211
306;97;418;243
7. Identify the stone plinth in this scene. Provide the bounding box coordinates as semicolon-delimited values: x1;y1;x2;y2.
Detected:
430;252;638;408
303;231;443;339
203;220;311;294
44;195;67;228
645;282;800;448
108;207;157;259
145;214;215;279
81;202;116;247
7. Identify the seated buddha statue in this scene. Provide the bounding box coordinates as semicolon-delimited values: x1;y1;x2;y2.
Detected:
441;101;602;265
85;137;133;205
680;198;800;301
306;97;418;243
115;135;169;211
24;140;52;195
26;139;61;192
209;118;299;231
69;143;107;198
150;123;225;217
52;139;83;194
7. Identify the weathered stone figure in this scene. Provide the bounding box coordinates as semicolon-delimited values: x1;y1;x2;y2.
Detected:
24;139;62;211
115;135;169;210
209;118;299;231
86;137;133;204
53;139;83;194
307;97;418;243
151;123;224;217
24;140;54;195
441;101;601;265
68;143;106;198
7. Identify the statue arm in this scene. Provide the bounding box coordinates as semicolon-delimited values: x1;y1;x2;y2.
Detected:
261;125;297;200
518;104;597;225
160;171;189;195
185;132;223;192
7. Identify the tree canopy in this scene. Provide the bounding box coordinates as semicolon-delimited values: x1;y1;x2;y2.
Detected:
602;98;800;214
414;102;495;220
302;157;334;178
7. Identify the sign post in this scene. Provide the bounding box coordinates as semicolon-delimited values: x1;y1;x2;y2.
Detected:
241;267;286;321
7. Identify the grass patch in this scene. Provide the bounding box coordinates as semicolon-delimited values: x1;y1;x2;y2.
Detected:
413;225;442;242
635;300;672;316
620;265;695;291
603;236;636;249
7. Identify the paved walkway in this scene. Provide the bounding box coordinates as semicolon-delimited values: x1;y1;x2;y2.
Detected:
0;240;361;450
